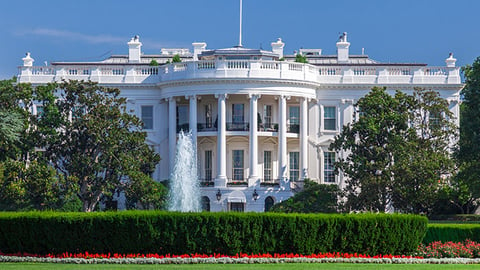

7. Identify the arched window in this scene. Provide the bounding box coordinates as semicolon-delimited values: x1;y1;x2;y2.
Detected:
264;196;275;212
201;196;210;212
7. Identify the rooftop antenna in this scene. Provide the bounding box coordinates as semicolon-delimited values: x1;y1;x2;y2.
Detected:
238;0;243;47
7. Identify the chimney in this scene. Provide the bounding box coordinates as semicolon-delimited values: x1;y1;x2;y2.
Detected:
445;52;457;67
22;52;34;67
336;32;350;63
192;42;207;61
128;35;142;63
271;38;285;59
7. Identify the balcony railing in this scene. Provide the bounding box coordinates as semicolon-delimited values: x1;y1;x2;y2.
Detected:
197;122;217;132
19;60;461;85
176;123;189;133
287;124;300;134
227;180;248;187
226;122;249;131
260;179;281;187
258;123;278;132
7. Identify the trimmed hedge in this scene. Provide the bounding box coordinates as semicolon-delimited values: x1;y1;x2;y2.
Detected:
0;211;426;256
424;224;480;244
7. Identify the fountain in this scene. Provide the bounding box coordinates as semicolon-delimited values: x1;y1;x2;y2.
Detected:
167;131;201;212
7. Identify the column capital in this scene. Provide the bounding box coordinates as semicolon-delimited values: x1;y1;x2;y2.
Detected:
275;95;290;100
166;97;179;102
215;93;228;100
248;93;261;100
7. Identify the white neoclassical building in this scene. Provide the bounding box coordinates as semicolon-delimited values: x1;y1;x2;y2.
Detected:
17;33;462;212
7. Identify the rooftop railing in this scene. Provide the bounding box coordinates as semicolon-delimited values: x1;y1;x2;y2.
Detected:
18;60;461;85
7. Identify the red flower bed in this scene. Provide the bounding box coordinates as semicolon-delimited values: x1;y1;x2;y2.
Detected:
0;251;423;260
417;240;480;258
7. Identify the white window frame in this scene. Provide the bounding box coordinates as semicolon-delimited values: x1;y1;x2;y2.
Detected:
323;151;336;183
320;103;340;133
141;105;154;130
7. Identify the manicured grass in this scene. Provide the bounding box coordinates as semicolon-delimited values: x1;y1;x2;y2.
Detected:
1;263;480;270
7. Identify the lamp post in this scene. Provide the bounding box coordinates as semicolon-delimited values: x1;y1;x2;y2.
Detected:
252;189;259;201
216;189;222;201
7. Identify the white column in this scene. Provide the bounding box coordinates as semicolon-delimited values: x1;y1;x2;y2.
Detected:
278;95;288;187
300;97;308;180
168;97;177;175
248;94;260;186
215;94;227;187
187;95;197;146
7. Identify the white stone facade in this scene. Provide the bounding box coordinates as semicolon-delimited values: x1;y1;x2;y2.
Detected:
18;35;462;212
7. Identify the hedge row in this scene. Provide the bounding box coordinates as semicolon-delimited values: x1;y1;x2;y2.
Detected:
424;224;480;244
0;211;426;256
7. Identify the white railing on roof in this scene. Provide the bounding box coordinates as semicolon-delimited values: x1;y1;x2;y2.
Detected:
18;60;461;85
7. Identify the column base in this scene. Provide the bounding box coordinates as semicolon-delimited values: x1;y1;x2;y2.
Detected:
248;176;260;187
214;177;227;188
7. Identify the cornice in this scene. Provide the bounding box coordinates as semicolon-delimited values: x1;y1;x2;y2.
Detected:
156;78;320;89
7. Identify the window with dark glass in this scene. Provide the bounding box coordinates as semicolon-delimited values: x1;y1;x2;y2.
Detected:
141;105;154;130
324;152;336;183
264;151;272;181
289;151;299;181
176;105;189;132
232;150;244;181
232;104;244;123
204;150;212;181
324;106;336;131
205;104;213;128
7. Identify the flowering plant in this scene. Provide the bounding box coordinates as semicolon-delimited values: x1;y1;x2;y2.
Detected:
416;240;480;258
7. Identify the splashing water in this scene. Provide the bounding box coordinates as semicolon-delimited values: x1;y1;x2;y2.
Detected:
167;131;201;212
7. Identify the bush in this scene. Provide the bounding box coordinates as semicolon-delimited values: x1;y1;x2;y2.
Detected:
0;211;426;256
424;223;480;244
269;180;339;213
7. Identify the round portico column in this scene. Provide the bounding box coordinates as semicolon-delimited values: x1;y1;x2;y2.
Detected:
168;97;177;175
278;95;288;187
187;95;198;146
215;93;227;187
248;94;260;186
300;97;308;180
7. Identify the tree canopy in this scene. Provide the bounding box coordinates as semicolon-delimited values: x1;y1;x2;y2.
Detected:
331;87;456;214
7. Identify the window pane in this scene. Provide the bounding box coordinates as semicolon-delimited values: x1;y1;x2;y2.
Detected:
264;151;272;181
205;104;212;128
263;105;272;125
289;151;299;181
233;150;244;180
324;152;335;183
205;150;212;181
232;104;244;123
289;106;299;124
141;106;153;129
324;106;336;130
176;105;189;131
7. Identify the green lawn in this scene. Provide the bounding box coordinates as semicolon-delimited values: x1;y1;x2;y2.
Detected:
1;263;479;270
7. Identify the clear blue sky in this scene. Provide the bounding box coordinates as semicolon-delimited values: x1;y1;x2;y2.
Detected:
1;0;479;79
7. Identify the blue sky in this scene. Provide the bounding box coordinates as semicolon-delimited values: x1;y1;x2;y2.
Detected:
1;0;479;79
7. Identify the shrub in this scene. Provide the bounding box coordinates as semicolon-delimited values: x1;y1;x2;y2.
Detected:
0;211;426;256
424;223;480;244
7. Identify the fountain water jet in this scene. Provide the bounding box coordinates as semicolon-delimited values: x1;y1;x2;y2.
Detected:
167;130;201;212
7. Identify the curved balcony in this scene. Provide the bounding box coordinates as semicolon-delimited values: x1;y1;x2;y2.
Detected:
18;60;461;85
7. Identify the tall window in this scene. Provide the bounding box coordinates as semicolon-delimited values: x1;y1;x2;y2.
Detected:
232;150;244;181
263;151;272;181
289;151;299;181
324;152;336;183
289;106;300;133
232;104;244;123
263;105;272;126
205;104;213;128
141;105;153;130
324;106;336;131
176;105;189;132
429;111;441;129
204;150;212;181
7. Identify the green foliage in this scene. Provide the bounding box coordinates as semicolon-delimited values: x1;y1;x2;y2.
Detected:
33;80;160;212
0;211;426;256
149;59;159;66
270;180;339;213
172;54;181;63
0;160;78;211
424;223;480;244
294;54;308;63
456;57;480;203
124;172;167;210
331;87;455;214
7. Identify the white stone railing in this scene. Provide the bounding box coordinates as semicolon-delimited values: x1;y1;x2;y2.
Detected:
18;60;461;85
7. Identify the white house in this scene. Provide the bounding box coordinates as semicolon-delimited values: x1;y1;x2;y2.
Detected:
17;33;462;212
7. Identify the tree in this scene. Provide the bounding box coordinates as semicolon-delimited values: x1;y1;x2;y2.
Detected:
269;180;339;213
456;57;480;204
172;54;182;63
294;54;308;63
331;87;455;214
34;80;160;212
